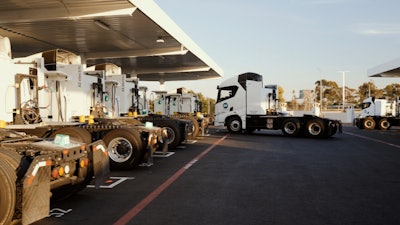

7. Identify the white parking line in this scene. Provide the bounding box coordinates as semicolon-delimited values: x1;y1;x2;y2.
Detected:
344;131;400;149
87;177;135;189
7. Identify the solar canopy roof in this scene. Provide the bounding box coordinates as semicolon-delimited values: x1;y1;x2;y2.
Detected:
368;58;400;78
0;0;223;82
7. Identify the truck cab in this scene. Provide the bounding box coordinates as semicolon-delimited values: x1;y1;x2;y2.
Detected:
215;72;341;138
354;96;400;130
215;73;277;131
360;97;398;117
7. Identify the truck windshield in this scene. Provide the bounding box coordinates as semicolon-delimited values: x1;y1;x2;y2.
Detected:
217;86;238;103
361;102;371;109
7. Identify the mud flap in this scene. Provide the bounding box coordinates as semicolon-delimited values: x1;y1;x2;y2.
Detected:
90;140;110;188
22;160;51;225
161;138;168;154
337;120;343;134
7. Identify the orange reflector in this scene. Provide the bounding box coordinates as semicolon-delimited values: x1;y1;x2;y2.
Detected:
85;158;89;167
81;145;86;151
52;168;59;178
59;167;65;176
27;175;35;186
46;160;52;166
80;159;85;168
62;150;69;155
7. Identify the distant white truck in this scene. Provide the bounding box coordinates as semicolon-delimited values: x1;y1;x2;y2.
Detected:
354;96;400;130
214;73;342;138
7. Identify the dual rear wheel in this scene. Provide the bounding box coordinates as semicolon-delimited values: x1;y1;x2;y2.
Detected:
282;118;326;138
229;117;329;138
305;119;325;138
362;117;391;130
103;128;142;170
282;119;301;137
0;158;17;225
156;122;181;149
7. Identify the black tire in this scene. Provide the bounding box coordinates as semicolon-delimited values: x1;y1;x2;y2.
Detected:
184;116;199;139
378;118;391;130
157;122;182;149
282;118;300;137
49;127;94;201
49;127;92;144
201;118;210;135
355;120;364;129
103;128;142;170
0;149;22;170
305;119;325;138
363;117;376;130
0;158;17;225
227;117;242;134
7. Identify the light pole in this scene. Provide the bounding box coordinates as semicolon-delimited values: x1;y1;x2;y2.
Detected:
368;79;373;97
338;71;349;111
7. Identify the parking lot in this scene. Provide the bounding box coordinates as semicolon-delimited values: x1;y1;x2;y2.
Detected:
33;125;400;225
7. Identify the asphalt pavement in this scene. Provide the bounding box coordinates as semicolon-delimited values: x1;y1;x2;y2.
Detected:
33;125;400;225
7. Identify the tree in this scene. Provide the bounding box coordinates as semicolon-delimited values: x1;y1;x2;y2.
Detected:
358;81;383;102
345;87;358;106
287;89;297;110
383;83;400;101
278;86;285;103
314;79;340;109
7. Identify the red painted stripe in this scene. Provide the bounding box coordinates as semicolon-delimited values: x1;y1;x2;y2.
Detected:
113;134;228;225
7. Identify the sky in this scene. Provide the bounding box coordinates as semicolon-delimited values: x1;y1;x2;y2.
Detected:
141;0;400;101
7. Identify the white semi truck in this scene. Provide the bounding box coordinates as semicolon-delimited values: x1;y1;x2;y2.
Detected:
1;34;109;225
1;36;165;170
151;88;209;137
354;96;400;130
94;63;192;149
214;73;342;138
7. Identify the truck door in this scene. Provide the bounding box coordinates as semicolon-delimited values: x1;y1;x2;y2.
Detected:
214;85;240;125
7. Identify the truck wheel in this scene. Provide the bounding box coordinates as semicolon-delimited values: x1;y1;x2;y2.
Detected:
363;117;376;130
355;120;364;129
0;149;22;170
305;119;325;138
201;118;210;135
227;117;242;134
183;116;199;139
378;118;391;130
103;128;142;170
202;122;210;135
157;122;181;149
282;119;300;137
49;127;92;144
0;158;17;225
